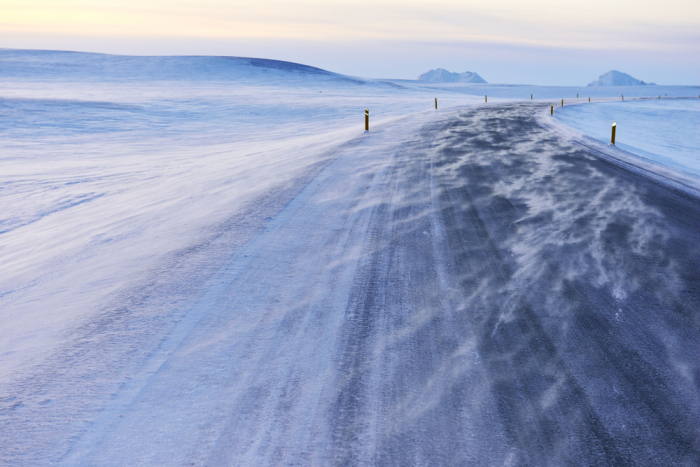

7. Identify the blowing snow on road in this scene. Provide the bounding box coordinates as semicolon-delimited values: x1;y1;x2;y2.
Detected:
2;52;700;466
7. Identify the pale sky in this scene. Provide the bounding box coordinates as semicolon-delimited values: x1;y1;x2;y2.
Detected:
1;0;699;84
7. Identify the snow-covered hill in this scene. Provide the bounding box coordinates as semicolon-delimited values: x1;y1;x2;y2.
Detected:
587;70;656;86
0;49;363;84
417;68;487;83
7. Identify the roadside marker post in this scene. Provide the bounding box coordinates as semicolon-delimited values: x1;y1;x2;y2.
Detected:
561;99;564;106
551;105;553;115
435;98;438;109
577;93;579;98
622;94;624;101
611;122;616;145
531;94;533;100
365;109;369;132
589;97;591;102
485;95;487;103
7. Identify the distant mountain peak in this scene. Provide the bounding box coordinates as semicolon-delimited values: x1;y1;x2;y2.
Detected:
418;68;487;83
587;70;656;86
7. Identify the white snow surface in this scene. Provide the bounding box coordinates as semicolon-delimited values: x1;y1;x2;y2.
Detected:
417;68;487;83
0;50;484;383
2;49;700;464
553;99;700;180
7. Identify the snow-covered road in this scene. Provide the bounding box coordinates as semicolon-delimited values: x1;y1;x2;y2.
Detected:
553;98;700;179
4;101;698;465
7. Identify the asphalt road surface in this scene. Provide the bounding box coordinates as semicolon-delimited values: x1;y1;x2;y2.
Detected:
5;103;700;466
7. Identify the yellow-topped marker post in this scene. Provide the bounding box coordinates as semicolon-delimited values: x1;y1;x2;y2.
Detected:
611;122;616;145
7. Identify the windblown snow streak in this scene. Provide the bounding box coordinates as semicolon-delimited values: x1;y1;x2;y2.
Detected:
3;103;697;466
1;51;699;465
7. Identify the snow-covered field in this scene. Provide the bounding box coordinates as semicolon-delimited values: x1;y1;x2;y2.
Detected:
2;51;487;463
0;50;480;383
2;50;700;465
554;99;700;179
